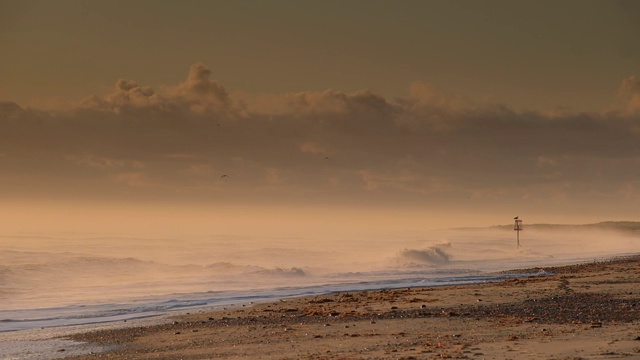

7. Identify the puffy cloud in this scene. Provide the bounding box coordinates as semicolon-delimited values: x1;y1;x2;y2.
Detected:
80;79;159;112
170;63;231;113
80;63;232;117
2;64;640;216
181;64;228;98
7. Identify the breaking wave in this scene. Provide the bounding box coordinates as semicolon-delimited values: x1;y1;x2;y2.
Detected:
395;244;452;267
253;267;306;277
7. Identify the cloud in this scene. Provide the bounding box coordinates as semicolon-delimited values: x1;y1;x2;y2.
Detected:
111;172;154;188
618;75;640;113
170;63;232;113
80;63;233;117
299;142;326;155
0;101;23;119
1;64;640;217
70;155;145;170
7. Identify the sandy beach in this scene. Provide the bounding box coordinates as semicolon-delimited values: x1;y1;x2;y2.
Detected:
48;256;640;359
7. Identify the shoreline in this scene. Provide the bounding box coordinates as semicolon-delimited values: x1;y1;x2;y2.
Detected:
48;254;640;359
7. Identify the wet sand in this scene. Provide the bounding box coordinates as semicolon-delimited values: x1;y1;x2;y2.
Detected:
61;256;640;359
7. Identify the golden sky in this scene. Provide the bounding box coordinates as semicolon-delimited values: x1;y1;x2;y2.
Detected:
1;0;640;229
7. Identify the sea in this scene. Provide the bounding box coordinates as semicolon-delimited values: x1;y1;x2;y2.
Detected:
0;225;638;358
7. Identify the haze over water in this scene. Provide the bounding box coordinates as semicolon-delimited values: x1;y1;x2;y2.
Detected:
2;212;638;332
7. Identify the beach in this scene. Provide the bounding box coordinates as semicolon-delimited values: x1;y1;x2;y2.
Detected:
52;256;640;359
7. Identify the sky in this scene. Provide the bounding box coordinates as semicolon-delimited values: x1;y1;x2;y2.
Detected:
1;0;640;231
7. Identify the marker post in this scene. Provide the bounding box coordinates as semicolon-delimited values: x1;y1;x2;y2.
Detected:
514;219;523;248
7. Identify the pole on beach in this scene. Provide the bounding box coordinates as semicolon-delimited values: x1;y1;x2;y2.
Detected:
514;218;523;248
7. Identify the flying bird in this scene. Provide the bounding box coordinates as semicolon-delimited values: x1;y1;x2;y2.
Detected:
220;175;228;179
514;216;519;220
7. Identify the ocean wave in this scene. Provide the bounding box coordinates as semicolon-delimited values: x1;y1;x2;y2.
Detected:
1;255;162;274
0;255;184;299
252;267;306;277
203;262;307;277
395;244;452;267
203;262;262;273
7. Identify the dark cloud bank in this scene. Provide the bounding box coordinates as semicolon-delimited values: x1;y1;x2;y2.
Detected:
1;64;640;215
